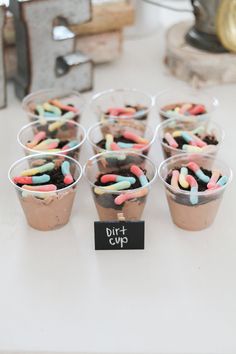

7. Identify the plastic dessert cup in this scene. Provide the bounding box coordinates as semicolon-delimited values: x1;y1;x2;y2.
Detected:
83;151;157;221
157;118;224;159
17;119;86;160
155;87;218;124
8;154;82;231
90;88;153;123
158;153;232;231
87;120;155;156
22;88;85;123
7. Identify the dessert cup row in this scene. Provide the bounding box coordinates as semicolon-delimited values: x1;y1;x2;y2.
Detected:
22;87;219;124
9;151;232;232
17;117;225;160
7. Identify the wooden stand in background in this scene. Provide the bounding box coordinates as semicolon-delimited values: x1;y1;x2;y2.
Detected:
165;21;236;87
70;0;134;35
4;1;134;79
0;5;6;107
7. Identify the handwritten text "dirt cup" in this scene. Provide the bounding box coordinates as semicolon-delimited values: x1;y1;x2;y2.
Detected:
106;225;128;248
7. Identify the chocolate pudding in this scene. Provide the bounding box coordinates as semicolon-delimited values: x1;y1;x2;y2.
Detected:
19;189;76;231
162;161;229;231
166;191;222;231
95;198;146;221
103;105;148;121
158;119;223;159
33;100;80;122
92;168;149;221
19;119;85;160
162;133;219;159
160;102;207;121
10;155;81;231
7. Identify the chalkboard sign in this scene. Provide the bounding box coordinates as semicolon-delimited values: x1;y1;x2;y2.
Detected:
94;221;145;250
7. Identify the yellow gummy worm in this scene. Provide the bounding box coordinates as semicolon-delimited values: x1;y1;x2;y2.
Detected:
21;162;55;176
172;130;182;138
182;145;202;152
43;149;62;153
105;134;113;150
43;102;61;116
94;181;131;195
48;112;74;132
179;167;189;189
33;139;59;150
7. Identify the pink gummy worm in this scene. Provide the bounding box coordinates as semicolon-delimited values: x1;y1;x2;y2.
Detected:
101;174;117;183
118;112;134;117
14;176;33;184
122;131;147;144
108;107;125;114
207;170;220;189
62;144;70;151
108;107;135;116
108;109;119;116
49;100;78;113
46;141;59;149
171;170;179;189
133;144;147;149
187;161;200;172
179;103;192;114
110;142;121;151
64;174;74;185
114;188;148;205
164;132;178;148
27;131;46;148
130;165;143;177
189;140;198;146
22;184;57;192
188;105;206;115
185;175;198;187
190;134;207;148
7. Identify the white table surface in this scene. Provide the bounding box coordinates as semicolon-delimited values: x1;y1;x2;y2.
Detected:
1;13;236;354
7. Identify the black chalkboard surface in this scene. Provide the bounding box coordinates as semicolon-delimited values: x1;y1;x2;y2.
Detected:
94;221;145;250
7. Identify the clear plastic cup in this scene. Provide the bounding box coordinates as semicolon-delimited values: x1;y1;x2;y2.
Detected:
158;153;232;231
157;118;224;159
22;88;85;123
87;120;155;156
8;154;82;231
90;88;154;123
155;87;218;123
83;151;157;221
17;119;86;160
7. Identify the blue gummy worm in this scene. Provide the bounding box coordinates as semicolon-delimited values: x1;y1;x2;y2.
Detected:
195;169;210;183
32;174;50;184
116;176;136;184
181;132;193;143
44;112;59;117
216;175;228;186
61;161;70;177
139;175;148;187
117;142;134;148
67;140;79;148
190;186;198;205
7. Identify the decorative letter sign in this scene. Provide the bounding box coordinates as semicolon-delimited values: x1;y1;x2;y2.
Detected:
10;0;93;99
0;4;6;108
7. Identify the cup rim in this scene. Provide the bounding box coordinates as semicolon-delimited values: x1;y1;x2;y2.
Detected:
17;119;86;154
8;153;83;195
83;150;157;194
158;152;233;197
90;88;154;120
86;121;156;153
154;87;219;118
22;88;85;120
156;117;225;154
